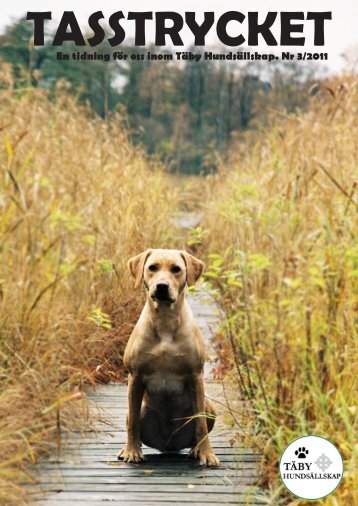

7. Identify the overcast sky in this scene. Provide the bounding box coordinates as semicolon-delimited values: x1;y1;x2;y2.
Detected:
1;1;358;74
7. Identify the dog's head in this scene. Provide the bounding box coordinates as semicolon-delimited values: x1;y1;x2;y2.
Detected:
128;249;205;304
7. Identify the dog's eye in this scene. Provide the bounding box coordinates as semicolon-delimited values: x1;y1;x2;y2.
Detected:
171;266;181;273
148;264;158;272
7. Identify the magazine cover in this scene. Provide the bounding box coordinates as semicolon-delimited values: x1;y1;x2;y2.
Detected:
0;2;357;505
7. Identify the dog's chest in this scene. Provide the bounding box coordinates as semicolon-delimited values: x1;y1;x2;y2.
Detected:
143;334;189;365
144;372;185;396
141;334;195;380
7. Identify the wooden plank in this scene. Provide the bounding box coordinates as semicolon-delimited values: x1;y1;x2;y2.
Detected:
46;457;258;465
56;452;255;459
34;465;259;475
33;476;259;485
60;443;244;450
58;447;247;454
59;448;254;455
30;484;261;493
35;501;265;506
36;463;260;473
60;441;246;448
64;435;240;443
32;491;266;502
63;432;236;438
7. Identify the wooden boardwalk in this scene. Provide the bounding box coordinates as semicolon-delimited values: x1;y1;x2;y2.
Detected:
31;292;265;505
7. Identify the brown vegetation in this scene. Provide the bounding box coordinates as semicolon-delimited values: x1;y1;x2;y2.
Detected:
0;62;177;504
204;76;357;504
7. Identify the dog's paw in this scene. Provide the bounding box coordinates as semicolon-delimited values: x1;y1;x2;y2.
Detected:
117;445;144;463
199;450;220;467
190;446;220;467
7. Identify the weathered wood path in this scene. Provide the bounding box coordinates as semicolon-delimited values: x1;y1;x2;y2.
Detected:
32;289;265;505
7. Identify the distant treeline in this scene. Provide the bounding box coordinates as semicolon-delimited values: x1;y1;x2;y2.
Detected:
0;19;321;173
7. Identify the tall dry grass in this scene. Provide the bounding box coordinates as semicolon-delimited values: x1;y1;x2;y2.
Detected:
204;76;357;504
0;62;177;504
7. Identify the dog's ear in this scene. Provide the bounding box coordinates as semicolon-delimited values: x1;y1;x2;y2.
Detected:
180;251;205;286
128;250;152;289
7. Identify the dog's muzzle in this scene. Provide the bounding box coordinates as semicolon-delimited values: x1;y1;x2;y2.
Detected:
152;282;175;303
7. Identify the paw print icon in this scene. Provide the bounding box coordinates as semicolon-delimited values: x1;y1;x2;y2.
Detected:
295;447;309;458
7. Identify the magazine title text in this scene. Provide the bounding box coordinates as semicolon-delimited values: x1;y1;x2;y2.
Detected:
26;11;332;47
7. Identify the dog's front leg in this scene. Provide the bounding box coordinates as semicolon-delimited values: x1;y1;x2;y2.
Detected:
118;373;144;463
189;374;220;467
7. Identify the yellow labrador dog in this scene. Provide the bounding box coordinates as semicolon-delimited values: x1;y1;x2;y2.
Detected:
118;249;219;467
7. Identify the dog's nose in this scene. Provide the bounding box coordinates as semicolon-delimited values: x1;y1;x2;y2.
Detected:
156;282;169;295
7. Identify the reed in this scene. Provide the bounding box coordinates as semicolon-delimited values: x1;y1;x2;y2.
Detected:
0;62;177;504
204;76;358;505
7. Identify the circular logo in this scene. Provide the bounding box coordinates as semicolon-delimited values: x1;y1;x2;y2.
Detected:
279;435;344;500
